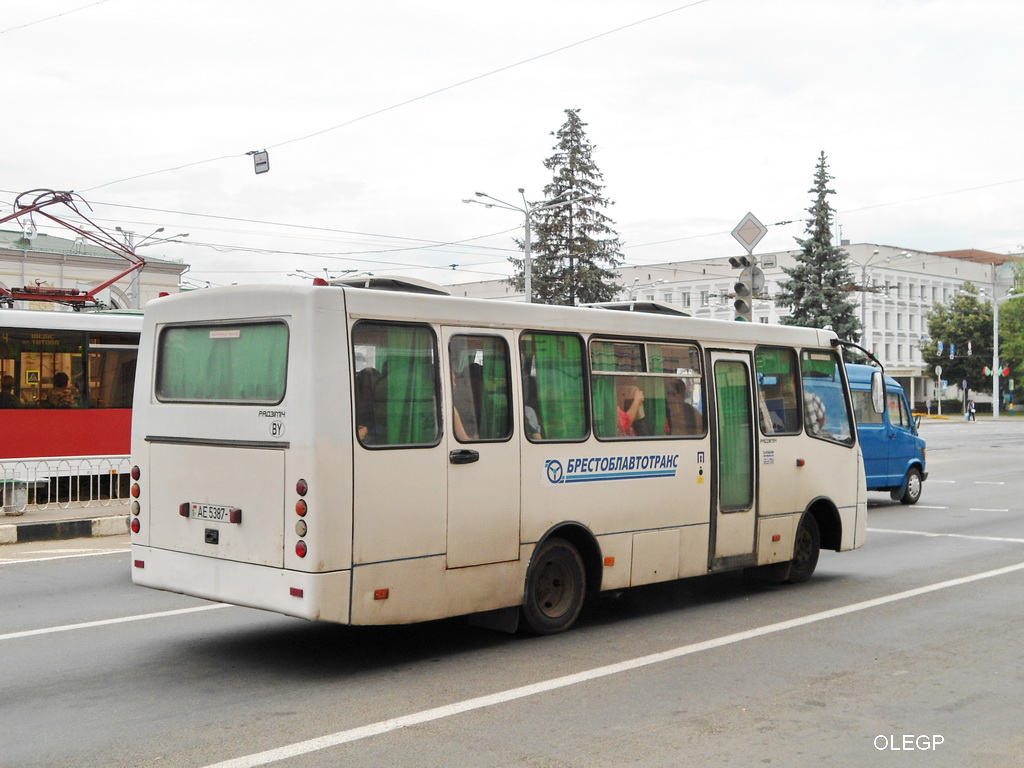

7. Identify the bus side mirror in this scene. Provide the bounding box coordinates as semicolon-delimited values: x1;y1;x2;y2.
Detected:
870;371;885;414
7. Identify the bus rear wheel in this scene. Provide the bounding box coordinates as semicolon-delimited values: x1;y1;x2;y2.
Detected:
787;513;820;584
522;538;586;635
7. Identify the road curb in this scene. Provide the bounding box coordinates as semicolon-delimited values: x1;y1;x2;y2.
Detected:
0;515;129;545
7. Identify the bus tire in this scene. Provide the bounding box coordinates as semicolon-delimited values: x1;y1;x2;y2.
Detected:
787;513;820;584
895;467;923;505
521;538;586;635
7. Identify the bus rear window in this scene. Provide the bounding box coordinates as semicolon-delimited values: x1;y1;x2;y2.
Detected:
156;322;288;403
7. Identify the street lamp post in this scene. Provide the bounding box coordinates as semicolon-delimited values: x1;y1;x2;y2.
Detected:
115;227;190;307
463;188;585;303
991;290;1024;419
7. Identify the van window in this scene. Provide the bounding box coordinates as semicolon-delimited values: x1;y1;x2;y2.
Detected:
851;390;884;425
887;391;910;429
156;322;288;404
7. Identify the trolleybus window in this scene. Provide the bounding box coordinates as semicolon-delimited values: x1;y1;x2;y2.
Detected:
518;332;587;442
156;322;288;403
448;335;511;442
352;321;440;447
590;339;703;439
1;327;84;407
755;346;800;435
800;349;855;444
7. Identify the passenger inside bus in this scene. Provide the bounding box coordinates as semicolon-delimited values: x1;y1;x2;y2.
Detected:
666;378;703;435
618;383;646;436
451;366;478;441
0;375;18;408
48;372;80;408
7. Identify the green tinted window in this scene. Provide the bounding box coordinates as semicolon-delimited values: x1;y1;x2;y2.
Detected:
520;332;587;441
156;322;288;403
353;322;440;447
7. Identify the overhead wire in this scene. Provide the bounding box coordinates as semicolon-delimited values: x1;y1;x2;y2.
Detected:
0;0;113;36
79;0;715;193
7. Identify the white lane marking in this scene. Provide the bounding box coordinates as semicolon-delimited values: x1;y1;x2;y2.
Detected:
202;561;1024;768
869;527;1024;544
974;481;1005;485
970;508;1010;513
0;548;129;565
909;505;947;510
0;604;230;642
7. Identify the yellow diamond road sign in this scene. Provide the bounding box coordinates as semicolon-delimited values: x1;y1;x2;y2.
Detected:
732;212;767;254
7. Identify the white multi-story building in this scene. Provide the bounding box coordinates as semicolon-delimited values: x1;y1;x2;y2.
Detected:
449;243;1020;408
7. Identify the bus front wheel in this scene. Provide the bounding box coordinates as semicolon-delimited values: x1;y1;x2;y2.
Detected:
787;513;820;584
522;538;586;635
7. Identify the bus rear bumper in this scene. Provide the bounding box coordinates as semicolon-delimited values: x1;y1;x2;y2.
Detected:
131;545;351;623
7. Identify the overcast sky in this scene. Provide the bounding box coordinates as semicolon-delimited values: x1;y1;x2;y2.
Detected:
3;0;1022;289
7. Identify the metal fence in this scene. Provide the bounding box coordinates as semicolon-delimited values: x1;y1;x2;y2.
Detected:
1;455;132;515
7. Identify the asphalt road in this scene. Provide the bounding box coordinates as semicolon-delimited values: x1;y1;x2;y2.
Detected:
1;418;1022;768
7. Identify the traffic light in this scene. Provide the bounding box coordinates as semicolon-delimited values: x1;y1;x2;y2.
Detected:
734;272;753;321
730;257;764;322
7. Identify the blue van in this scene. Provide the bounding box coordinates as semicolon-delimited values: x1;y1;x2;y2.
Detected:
846;363;928;504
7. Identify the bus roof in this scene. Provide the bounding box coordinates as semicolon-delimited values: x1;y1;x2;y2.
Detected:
144;282;839;349
0;308;143;333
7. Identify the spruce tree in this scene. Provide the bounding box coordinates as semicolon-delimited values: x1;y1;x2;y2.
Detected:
777;151;861;340
508;109;623;305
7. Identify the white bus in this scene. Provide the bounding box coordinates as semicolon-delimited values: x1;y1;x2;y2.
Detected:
129;280;868;634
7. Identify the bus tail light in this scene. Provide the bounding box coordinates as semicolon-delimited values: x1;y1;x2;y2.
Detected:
295;540;307;558
131;465;141;481
179;503;189;517
130;517;141;534
374;589;390;600
290;587;303;597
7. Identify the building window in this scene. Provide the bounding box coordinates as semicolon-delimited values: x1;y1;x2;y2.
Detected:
680;293;691;308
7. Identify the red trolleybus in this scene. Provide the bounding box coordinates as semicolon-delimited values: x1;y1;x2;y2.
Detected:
1;309;142;508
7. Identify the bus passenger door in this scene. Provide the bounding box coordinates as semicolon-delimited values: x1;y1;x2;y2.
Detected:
443;328;520;568
710;351;758;565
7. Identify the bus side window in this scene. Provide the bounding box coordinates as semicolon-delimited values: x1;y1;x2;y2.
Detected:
352;322;440;448
755;347;800;435
448;335;511;443
800;350;855;445
519;332;587;442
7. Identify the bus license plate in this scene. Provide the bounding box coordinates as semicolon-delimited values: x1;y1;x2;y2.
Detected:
189;503;239;524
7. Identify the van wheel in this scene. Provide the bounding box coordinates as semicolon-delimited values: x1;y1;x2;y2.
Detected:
521;538;585;635
787;514;820;584
896;467;923;505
